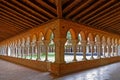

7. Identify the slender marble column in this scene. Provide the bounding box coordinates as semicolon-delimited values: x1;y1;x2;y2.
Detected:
44;40;50;61
72;40;78;62
90;41;94;60
81;41;87;60
96;42;101;59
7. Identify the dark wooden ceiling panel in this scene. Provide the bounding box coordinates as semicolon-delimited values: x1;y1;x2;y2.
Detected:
0;0;120;42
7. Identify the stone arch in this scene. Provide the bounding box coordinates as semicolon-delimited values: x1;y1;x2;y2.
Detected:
111;38;115;45
87;33;94;42
45;29;54;40
79;31;86;41
115;38;118;44
38;32;44;41
31;34;37;42
26;36;30;43
68;28;76;40
21;37;25;44
102;36;106;42
95;35;101;42
107;37;111;44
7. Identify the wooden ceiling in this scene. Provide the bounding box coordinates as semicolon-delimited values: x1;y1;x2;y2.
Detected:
0;0;120;42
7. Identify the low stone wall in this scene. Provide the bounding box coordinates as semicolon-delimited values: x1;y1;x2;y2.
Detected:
0;55;49;72
51;56;120;76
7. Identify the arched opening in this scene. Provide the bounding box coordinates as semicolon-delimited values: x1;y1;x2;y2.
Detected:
102;36;107;58
106;37;111;57
65;31;73;62
94;35;101;59
31;34;37;60
76;33;82;61
87;33;94;60
26;37;31;59
38;32;46;61
111;38;115;57
44;29;55;62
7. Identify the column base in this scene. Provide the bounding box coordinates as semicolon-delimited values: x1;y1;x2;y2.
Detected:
82;57;87;61
44;59;49;62
90;57;94;60
72;59;77;62
36;58;41;61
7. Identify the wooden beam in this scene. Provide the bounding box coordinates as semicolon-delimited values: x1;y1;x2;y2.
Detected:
0;3;40;25
92;12;120;26
88;6;120;25
55;0;62;18
84;2;120;24
66;0;93;18
36;0;56;13
63;0;81;13
73;0;104;20
1;0;42;23
79;0;115;22
23;0;55;18
12;0;49;21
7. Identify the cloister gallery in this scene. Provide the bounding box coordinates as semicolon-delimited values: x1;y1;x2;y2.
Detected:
0;19;120;75
0;0;120;76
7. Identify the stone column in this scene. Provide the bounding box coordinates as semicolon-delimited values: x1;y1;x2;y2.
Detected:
44;40;50;61
111;45;114;56
107;44;111;57
115;44;118;56
81;41;87;60
21;43;25;58
96;42;101;59
72;40;78;62
54;38;66;63
36;41;41;60
30;42;35;60
26;42;30;59
90;41;94;60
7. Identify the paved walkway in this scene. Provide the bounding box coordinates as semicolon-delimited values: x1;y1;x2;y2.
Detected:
0;59;120;80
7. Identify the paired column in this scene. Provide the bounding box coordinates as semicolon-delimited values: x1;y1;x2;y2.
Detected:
36;41;41;60
90;41;94;60
72;40;78;61
115;44;118;56
44;40;50;61
96;42;101;59
30;42;36;60
81;41;87;60
107;44;111;57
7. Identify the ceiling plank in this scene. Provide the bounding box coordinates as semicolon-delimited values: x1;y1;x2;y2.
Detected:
79;0;115;22
36;0;56;13
0;4;40;25
1;0;43;23
92;12;120;26
0;12;34;28
23;0;55;18
63;0;81;13
84;2;120;24
11;0;49;21
0;8;36;28
66;0;93;18
73;0;104;20
88;6;120;25
0;16;28;30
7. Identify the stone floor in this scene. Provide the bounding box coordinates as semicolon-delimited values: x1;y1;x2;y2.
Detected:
0;59;120;80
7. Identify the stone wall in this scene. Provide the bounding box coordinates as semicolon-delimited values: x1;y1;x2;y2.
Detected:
51;56;120;76
0;55;49;72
